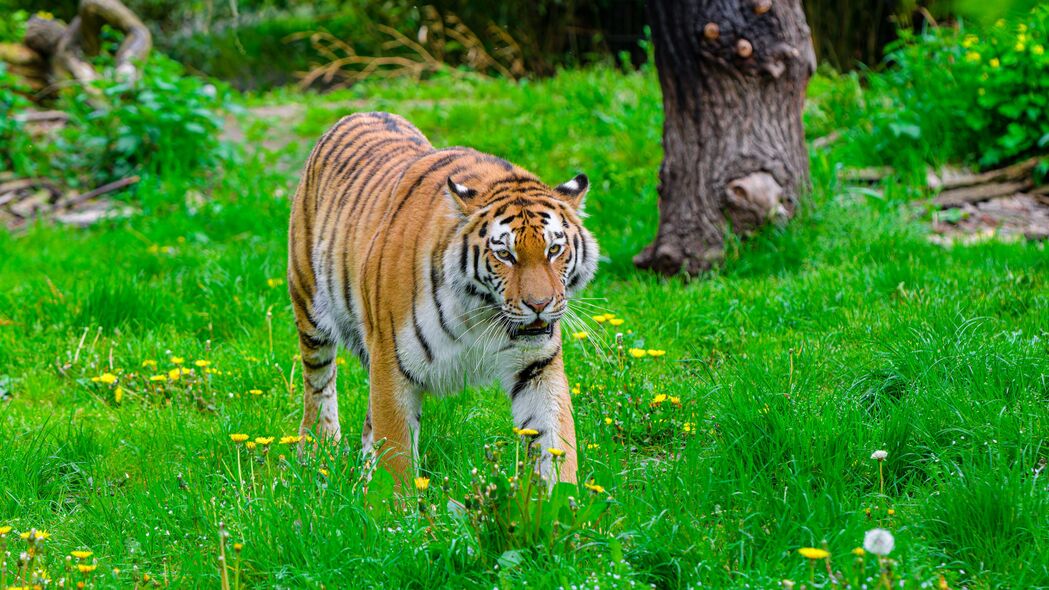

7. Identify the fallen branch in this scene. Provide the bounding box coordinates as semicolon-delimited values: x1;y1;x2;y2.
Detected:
14;110;69;124
840;166;893;183
58;175;140;210
933;180;1032;208
811;130;841;150
936;156;1043;190
0;178;62;199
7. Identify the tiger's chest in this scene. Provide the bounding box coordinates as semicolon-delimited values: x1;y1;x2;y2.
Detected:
395;308;556;397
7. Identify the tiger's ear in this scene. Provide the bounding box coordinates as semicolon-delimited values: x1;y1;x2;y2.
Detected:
554;173;589;209
445;177;479;215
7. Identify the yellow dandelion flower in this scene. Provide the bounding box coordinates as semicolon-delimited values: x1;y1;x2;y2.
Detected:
798;547;829;560
98;373;118;385
230;434;249;443
571;384;581;395
245;441;257;450
255;437;274;445
990;57;1000;68
572;331;588;340
651;394;668;405
604;417;613;425
413;476;431;491
91;376;101;382
20;530;50;541
248;389;263;395
669;396;681;405
628;348;647;358
592;315;607;323
77;564;98;573
516;428;539;437
267;278;284;288
584;481;605;494
586;442;599;450
114;387;123;403
608;318;624;326
852;547;865;557
71;550;93;560
962;34;978;48
194;359;210;367
887;509;896;516
602;313;616;321
142;359;157;369
37;10;54;20
1033;45;1044;56
170;356;184;365
547;447;565;457
965;51;981;63
1015;42;1026;52
233;543;244;552
0;525;12;535
1018;23;1027;33
647;349;666;357
168;368;182;381
149;375;167;382
318;468;329;477
279;435;302;445
683;422;694;433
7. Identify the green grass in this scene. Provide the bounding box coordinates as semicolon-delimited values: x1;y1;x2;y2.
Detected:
1;66;1047;589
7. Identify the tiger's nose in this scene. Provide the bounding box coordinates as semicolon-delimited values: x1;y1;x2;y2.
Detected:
523;297;553;313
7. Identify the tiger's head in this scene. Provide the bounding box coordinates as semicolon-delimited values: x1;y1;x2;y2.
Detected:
447;173;598;343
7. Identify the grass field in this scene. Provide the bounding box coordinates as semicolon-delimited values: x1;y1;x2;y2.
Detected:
1;66;1047;589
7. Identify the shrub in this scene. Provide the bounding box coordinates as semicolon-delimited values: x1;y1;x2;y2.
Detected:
53;53;237;184
0;62;37;174
859;5;1049;170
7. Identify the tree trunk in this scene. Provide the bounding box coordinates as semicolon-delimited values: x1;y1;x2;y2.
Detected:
635;0;815;276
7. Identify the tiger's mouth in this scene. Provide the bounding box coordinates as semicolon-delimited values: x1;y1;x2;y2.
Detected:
510;319;554;339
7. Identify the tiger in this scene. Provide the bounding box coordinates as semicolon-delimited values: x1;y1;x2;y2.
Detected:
287;112;598;484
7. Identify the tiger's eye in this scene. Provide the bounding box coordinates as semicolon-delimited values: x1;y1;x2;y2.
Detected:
496;250;512;261
548;244;562;256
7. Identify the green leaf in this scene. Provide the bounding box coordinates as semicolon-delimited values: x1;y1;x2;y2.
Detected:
497;549;526;571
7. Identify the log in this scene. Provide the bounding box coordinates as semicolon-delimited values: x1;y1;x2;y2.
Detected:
936;156;1043;190
933;181;1031;208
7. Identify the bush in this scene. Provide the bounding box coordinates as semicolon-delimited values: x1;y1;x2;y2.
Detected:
52;54;237;184
859;5;1049;169
0;62;38;174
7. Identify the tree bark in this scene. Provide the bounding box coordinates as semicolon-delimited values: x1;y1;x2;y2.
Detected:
636;0;814;276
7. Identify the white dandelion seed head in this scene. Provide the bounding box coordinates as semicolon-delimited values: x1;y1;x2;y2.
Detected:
871;450;888;461
863;528;895;556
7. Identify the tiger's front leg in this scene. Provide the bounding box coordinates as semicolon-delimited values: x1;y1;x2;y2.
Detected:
365;342;424;485
505;345;578;484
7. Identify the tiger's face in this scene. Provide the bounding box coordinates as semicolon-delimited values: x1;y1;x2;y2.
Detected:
448;173;598;343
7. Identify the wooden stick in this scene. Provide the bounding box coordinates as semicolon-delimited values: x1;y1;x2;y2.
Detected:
59;175;140;210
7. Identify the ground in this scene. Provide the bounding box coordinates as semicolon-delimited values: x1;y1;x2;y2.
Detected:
0;67;1047;589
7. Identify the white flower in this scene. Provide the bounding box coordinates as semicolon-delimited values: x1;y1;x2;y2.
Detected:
864;528;895;556
871;450;888;461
